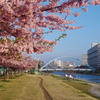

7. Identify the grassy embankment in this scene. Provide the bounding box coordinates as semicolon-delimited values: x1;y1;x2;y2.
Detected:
0;74;44;100
51;74;100;100
0;74;99;100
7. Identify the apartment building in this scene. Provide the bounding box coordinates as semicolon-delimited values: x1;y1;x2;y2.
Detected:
87;43;100;69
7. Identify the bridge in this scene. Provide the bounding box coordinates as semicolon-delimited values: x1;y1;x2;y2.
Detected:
39;68;93;71
39;56;95;72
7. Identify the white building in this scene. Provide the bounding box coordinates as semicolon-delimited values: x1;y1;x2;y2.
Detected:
63;61;75;68
48;60;75;69
82;54;88;65
53;60;63;67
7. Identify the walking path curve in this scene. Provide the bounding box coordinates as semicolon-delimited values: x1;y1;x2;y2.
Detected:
39;77;53;100
88;83;100;98
71;80;100;99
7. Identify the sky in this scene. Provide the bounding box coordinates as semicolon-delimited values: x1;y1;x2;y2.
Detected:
30;4;100;65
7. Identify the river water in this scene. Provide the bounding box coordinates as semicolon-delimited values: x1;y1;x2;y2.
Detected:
53;71;100;83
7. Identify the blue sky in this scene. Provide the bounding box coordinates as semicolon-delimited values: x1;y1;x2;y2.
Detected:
31;4;100;65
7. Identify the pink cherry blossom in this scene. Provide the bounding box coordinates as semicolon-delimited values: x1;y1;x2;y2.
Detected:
74;12;80;17
82;8;88;12
0;0;100;70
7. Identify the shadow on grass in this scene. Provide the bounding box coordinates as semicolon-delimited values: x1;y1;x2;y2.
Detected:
0;85;3;88
0;74;24;83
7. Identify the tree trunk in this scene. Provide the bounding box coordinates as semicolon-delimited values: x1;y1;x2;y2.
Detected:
14;70;16;77
3;68;8;81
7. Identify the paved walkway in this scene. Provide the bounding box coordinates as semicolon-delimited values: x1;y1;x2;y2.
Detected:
88;83;100;98
61;79;100;99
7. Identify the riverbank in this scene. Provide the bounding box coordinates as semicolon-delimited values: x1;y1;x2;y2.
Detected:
0;74;99;100
51;73;100;99
72;71;100;76
53;71;100;83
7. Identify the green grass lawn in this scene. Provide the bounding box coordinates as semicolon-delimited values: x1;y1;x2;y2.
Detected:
0;74;99;100
0;74;44;100
41;75;98;100
65;81;99;99
51;74;100;100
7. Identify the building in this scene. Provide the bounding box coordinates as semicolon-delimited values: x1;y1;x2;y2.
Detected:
47;60;64;69
51;60;63;68
91;43;99;47
82;54;88;65
87;43;100;70
38;61;44;69
63;61;75;68
47;60;75;69
54;60;63;67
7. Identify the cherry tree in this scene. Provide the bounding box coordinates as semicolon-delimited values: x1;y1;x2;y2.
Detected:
0;0;100;72
0;0;99;54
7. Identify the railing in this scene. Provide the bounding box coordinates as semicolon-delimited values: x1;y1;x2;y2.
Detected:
39;68;93;71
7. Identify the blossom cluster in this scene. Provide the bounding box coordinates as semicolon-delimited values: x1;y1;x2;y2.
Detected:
0;0;100;70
